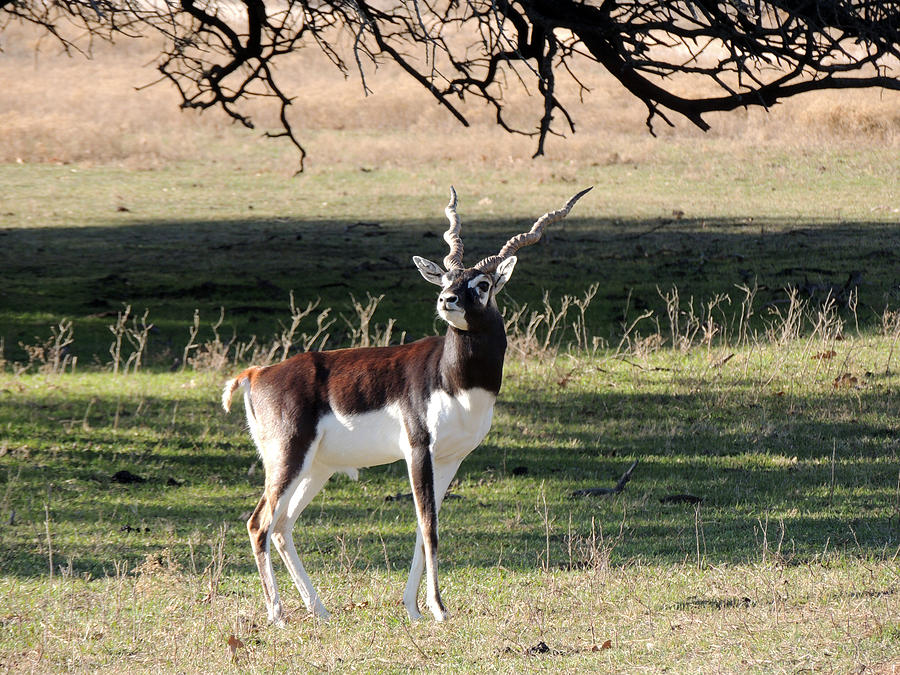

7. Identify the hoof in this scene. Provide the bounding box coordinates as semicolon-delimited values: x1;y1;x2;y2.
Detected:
268;605;286;628
403;593;423;621
427;603;449;623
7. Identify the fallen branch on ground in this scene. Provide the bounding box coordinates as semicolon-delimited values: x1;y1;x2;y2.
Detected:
571;460;638;497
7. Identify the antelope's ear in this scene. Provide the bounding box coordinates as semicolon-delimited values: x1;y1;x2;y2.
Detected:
413;256;445;286
492;256;517;294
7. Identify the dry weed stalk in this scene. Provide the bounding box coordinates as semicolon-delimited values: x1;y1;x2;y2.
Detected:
44;489;54;579
565;511;626;575
342;293;396;348
760;290;809;387
848;288;860;335
181;309;201;372
278;292;322;360
299;305;336;353
734;283;758;347
231;335;260;367
505;286;601;360
571;283;604;354
187;307;235;372
505;301;548;359
19;319;76;375
611;279;879;381
614;294;656;357
108;305;130;374
243;341;282;369
124;308;152;374
216;293;336;370
881;308;900;374
636;287;733;356
48;319;75;375
808;292;845;346
660;286;691;351
202;522;229;604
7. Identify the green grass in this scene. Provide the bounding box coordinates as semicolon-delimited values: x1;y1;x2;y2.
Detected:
0;337;898;671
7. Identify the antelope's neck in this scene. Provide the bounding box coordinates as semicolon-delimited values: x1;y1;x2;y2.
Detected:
441;314;506;395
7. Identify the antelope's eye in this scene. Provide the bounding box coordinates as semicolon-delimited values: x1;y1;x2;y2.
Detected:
477;281;490;293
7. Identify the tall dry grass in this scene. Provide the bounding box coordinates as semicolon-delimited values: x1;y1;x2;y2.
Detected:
2;20;900;169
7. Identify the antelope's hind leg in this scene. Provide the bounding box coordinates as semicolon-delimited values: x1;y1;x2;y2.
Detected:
248;430;327;625
270;463;333;620
247;491;286;626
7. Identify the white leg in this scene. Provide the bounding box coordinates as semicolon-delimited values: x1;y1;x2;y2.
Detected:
271;466;333;620
248;431;324;627
403;460;461;621
403;529;426;620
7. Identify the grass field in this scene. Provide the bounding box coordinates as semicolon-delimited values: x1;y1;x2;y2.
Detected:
1;344;899;672
1;20;900;674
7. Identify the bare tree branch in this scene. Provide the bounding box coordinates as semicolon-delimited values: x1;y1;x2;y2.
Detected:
4;0;899;169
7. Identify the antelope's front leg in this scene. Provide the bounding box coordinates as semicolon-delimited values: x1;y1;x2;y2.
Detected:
405;445;448;622
404;460;462;620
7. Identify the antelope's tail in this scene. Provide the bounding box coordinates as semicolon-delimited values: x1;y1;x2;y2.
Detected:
222;367;260;412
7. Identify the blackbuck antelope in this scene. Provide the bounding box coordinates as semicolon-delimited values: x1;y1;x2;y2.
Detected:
222;186;591;625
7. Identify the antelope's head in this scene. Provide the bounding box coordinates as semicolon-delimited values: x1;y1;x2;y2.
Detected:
413;186;592;332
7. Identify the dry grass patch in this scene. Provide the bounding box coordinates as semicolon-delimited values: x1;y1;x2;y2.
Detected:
1;549;897;672
3;22;900;170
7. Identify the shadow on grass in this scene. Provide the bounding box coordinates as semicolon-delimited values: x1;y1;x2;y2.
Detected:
3;215;899;364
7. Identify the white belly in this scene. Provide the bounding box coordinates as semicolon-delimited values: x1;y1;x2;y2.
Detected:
312;388;496;472
315;402;407;470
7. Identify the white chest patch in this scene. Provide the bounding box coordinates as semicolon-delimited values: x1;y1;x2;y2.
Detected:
426;388;496;462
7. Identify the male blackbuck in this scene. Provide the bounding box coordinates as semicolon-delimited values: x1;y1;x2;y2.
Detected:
222;186;591;624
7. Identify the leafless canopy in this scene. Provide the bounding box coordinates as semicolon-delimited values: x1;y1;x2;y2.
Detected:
4;0;899;169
